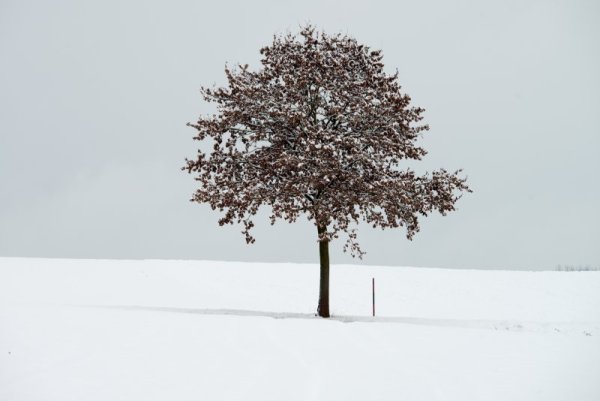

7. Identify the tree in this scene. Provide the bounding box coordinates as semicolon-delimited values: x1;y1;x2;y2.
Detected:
184;26;471;318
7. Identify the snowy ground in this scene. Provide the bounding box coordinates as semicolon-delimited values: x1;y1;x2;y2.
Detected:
1;258;599;401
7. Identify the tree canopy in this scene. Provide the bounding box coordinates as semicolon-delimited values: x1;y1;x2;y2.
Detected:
185;26;470;257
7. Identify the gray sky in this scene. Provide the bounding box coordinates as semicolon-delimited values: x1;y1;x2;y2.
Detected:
1;0;598;269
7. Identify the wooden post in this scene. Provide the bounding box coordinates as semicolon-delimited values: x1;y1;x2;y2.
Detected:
372;277;375;317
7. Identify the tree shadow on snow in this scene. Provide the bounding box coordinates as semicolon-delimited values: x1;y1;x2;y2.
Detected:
80;305;590;334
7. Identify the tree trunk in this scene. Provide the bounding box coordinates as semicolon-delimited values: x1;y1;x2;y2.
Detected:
317;225;330;318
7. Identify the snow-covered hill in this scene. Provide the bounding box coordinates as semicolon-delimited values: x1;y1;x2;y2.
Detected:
1;258;599;400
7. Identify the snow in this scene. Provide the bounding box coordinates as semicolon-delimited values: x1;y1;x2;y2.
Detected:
1;257;599;401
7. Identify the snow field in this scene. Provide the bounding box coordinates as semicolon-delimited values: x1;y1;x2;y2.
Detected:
1;258;599;401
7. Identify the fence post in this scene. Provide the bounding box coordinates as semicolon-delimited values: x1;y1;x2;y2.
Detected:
372;277;375;317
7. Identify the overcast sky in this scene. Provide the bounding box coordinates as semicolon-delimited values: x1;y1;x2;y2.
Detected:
0;0;598;269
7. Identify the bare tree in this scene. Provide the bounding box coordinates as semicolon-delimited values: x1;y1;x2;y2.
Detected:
184;26;471;317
